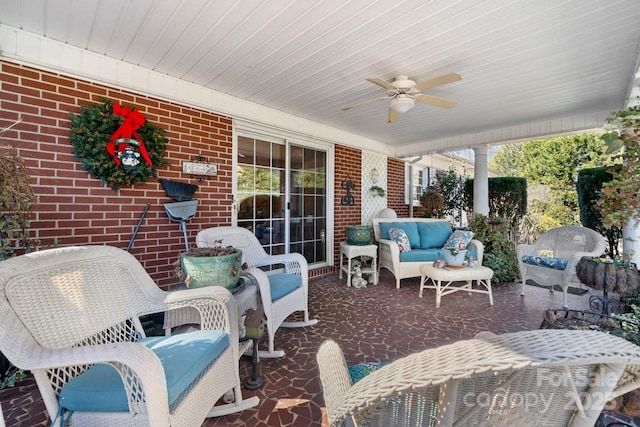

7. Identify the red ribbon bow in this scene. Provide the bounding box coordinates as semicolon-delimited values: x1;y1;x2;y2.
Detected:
107;103;153;167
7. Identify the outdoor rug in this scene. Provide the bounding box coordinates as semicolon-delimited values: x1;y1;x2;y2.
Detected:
525;280;588;296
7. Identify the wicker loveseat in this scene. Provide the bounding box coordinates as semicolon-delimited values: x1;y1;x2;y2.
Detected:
373;218;484;288
317;329;640;427
517;225;606;308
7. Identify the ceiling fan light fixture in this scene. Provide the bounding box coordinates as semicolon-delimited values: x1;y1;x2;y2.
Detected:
390;95;415;113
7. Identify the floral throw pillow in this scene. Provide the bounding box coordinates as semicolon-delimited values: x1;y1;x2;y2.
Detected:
389;228;411;253
443;229;475;250
521;255;568;270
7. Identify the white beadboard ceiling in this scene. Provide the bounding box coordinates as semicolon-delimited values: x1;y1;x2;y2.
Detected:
2;0;640;156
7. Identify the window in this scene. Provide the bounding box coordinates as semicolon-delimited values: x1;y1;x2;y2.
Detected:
405;165;436;205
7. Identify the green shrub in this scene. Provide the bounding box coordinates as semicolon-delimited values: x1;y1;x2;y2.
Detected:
469;214;519;283
465;177;527;229
576;167;622;257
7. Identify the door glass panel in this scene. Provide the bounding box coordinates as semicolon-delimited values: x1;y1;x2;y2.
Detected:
289;144;326;264
237;136;326;265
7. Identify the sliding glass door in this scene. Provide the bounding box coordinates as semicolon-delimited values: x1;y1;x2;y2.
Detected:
236;135;327;265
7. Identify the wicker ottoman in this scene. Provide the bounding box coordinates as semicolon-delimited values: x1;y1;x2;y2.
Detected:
419;263;494;308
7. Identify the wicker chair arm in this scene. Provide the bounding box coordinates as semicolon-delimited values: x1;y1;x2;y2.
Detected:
252;252;308;276
317;340;353;421
377;238;399;256
244;266;274;303
326;330;640;426
163;287;238;341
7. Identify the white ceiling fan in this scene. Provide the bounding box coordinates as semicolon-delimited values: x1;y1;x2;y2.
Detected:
343;72;462;123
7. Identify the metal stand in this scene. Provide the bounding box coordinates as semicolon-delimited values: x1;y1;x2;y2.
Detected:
243;336;264;390
589;288;621;315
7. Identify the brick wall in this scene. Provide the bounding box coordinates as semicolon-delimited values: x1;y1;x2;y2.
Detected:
0;60;233;289
387;157;410;217
0;60;406;285
333;145;362;266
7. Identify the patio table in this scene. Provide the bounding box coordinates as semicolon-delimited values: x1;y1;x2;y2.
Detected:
419;263;494;308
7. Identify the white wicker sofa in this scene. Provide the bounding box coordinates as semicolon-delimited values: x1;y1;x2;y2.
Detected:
373;218;484;289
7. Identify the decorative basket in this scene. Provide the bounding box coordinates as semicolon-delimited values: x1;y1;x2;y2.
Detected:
180;249;243;290
346;226;372;245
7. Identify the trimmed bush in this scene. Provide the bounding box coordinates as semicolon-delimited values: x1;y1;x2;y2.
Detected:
465;177;527;228
576;167;621;256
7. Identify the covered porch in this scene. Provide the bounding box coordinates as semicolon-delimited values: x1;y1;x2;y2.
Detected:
1;269;636;426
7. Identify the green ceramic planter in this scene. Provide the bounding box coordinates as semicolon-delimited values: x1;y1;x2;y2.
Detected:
180;249;243;290
346;226;372;245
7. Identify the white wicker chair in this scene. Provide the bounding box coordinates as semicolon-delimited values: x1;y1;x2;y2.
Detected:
317;329;640;427
196;226;318;358
517;226;606;308
0;245;258;427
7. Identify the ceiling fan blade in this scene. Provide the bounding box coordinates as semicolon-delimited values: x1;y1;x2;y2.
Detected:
414;72;462;91
366;77;395;91
387;109;399;124
342;96;389;111
415;94;457;109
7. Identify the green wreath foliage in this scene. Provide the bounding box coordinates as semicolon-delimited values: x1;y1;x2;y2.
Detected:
70;98;169;190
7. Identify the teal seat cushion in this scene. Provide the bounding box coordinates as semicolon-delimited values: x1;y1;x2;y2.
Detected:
58;364;129;412
379;222;420;248
417;222;452;248
399;248;441;262
58;329;229;413
348;361;390;384
398;248;478;263
268;273;301;301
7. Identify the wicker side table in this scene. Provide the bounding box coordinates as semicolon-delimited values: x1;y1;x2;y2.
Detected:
339;242;378;286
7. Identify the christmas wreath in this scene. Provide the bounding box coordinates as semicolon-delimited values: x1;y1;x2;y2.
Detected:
70;98;169;190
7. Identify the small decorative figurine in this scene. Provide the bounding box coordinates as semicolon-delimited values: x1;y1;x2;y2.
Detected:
351;260;368;288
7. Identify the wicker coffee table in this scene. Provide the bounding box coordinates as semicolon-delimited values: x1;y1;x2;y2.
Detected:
419;263;494;308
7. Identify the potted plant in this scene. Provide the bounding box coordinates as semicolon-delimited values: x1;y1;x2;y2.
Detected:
370;185;385;197
420;187;444;218
174;240;245;290
442;246;468;266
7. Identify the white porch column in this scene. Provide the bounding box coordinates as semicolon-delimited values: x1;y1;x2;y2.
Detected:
473;146;490;215
623;220;640;267
623;86;640;266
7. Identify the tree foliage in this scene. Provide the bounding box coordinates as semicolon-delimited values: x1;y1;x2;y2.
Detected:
0;146;36;259
433;166;467;224
598;105;640;229
576;167;622;257
488;133;614;228
488;143;523;177
464;177;527;228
